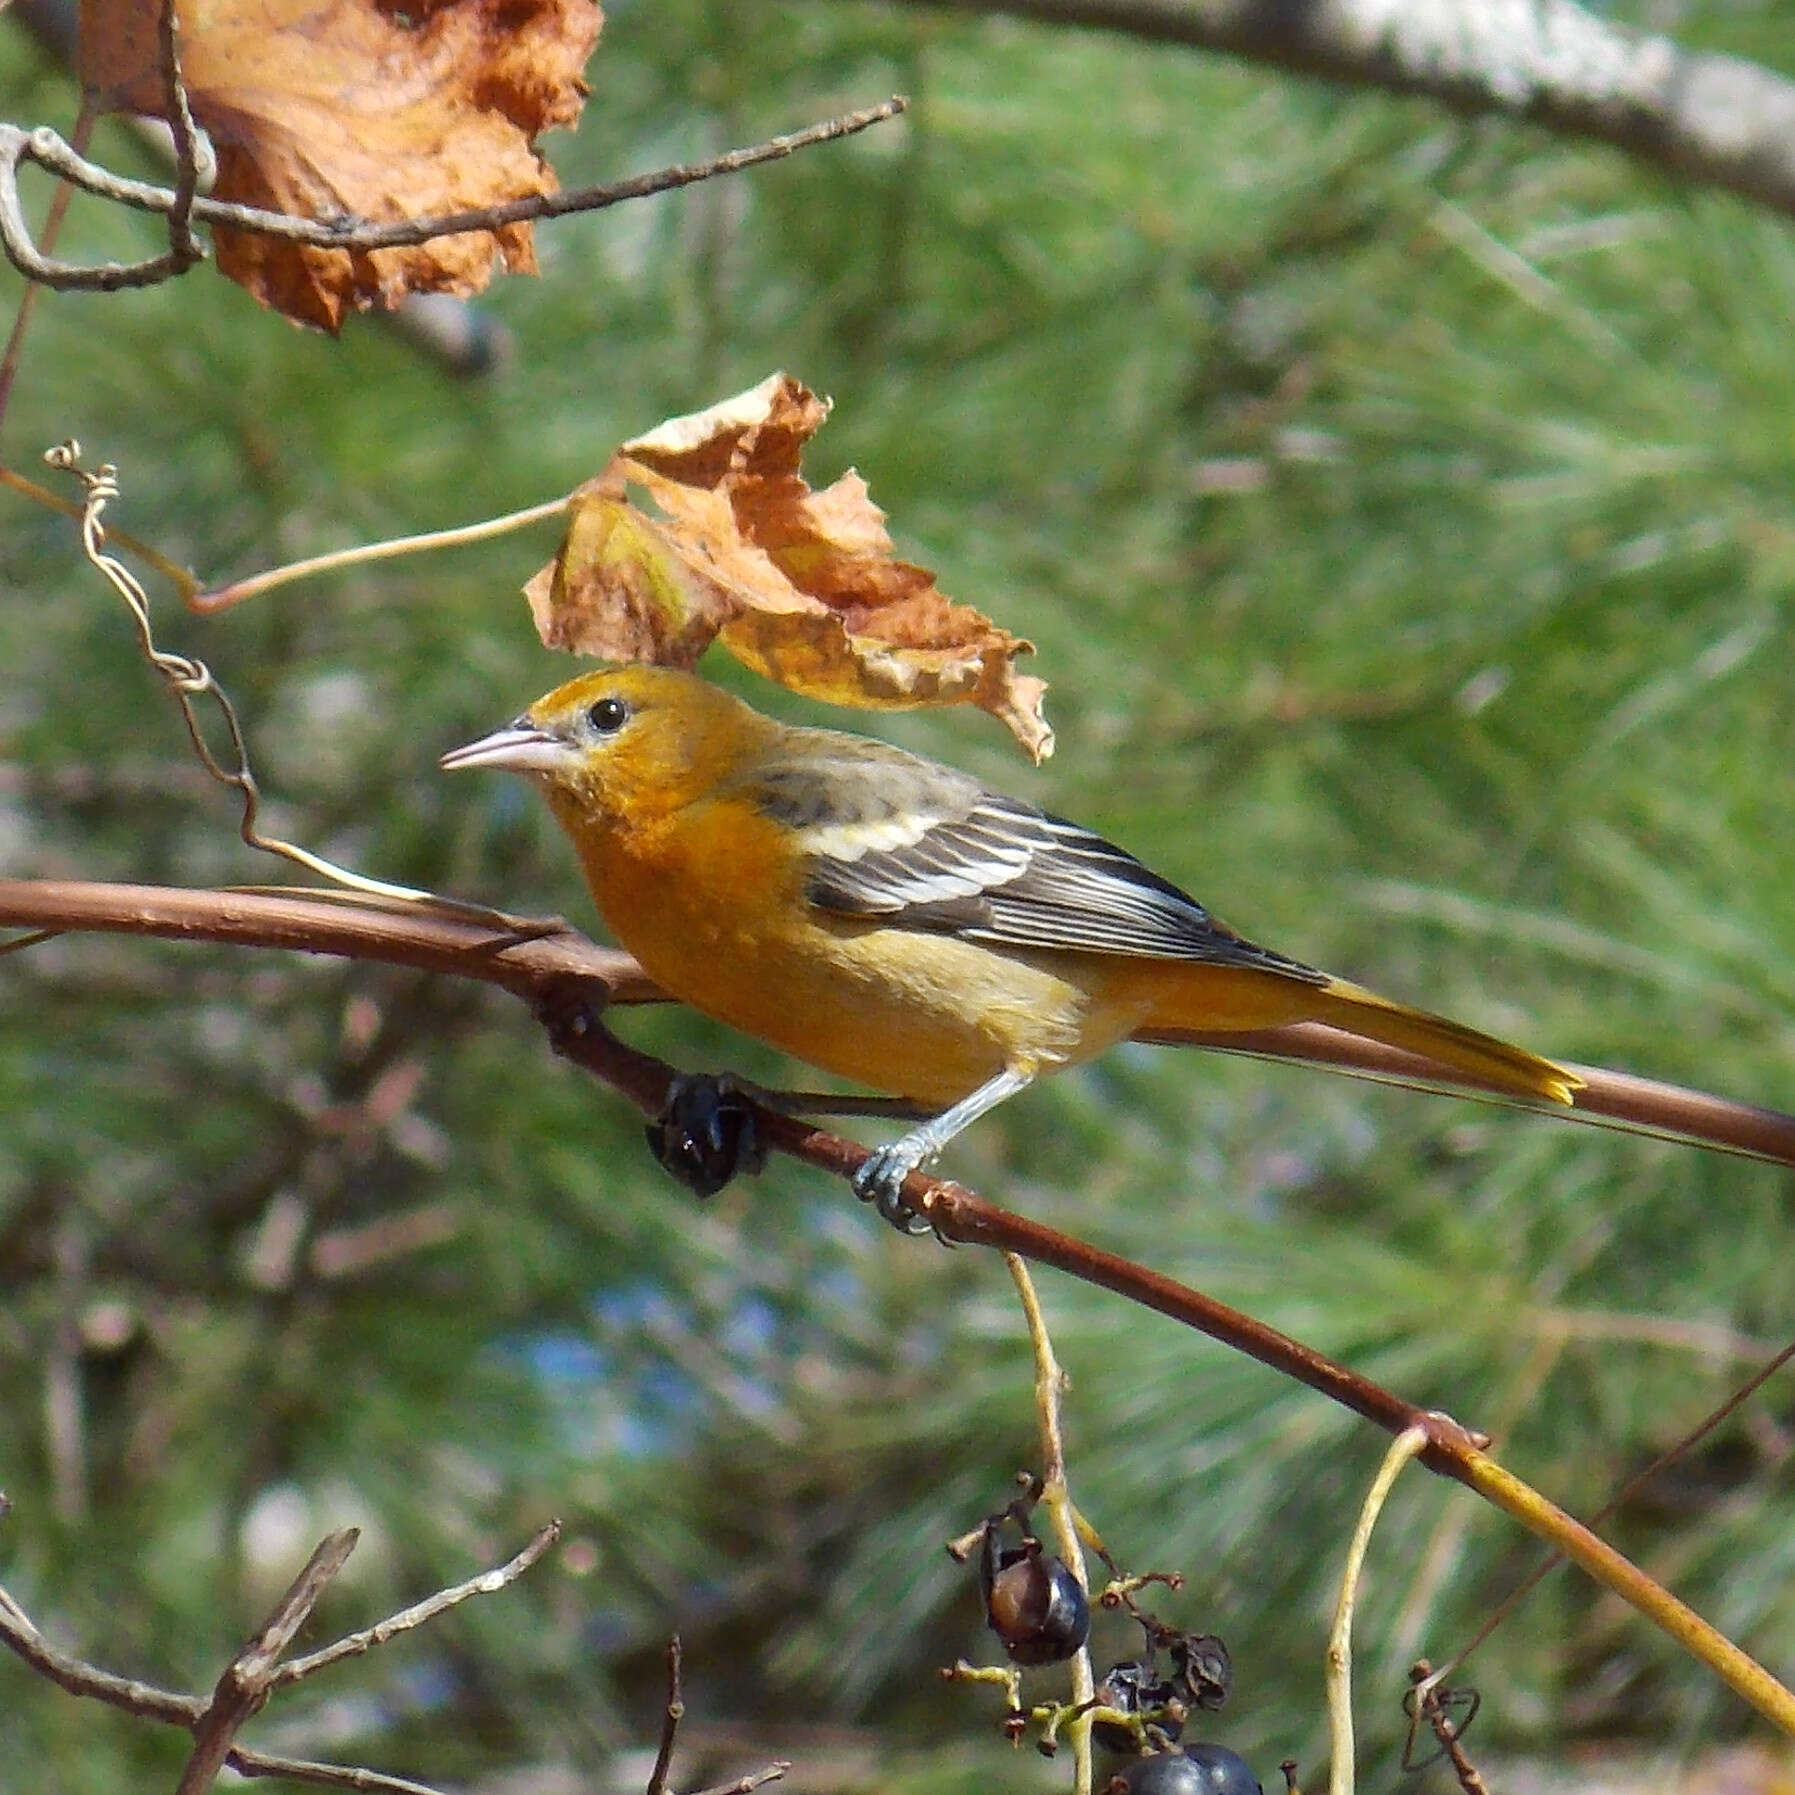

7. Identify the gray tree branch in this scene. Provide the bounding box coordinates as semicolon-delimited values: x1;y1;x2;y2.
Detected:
895;0;1795;217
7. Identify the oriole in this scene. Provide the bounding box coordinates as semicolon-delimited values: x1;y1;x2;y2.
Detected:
442;667;1578;1218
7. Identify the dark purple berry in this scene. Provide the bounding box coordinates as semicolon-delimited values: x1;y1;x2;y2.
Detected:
985;1549;1090;1665
1112;1744;1262;1795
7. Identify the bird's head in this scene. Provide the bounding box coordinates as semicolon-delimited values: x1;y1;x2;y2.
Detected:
441;665;769;824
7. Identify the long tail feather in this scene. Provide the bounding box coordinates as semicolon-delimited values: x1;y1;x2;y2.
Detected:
1311;979;1579;1104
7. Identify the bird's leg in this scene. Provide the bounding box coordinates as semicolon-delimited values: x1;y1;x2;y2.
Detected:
851;1066;1035;1233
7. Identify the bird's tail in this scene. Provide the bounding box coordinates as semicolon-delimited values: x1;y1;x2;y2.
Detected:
1307;978;1579;1105
1131;962;1579;1105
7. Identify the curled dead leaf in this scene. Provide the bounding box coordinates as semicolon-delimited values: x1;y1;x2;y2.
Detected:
79;0;602;330
527;374;1054;760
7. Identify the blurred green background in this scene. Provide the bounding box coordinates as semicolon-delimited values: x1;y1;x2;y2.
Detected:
2;2;1794;1789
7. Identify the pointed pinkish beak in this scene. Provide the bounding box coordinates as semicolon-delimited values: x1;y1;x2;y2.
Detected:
440;718;577;777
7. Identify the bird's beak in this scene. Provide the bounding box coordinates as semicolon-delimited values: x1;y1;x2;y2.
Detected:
440;718;576;776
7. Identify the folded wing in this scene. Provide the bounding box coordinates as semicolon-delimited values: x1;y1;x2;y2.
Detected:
740;737;1324;980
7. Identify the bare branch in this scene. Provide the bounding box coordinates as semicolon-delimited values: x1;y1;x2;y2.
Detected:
273;1522;561;1687
0;1523;557;1794
888;0;1795;221
155;0;205;272
0;99;907;291
0;877;1790;1167
684;1769;791;1795
225;1747;449;1795
646;1637;684;1795
0;1591;203;1726
175;1529;361;1794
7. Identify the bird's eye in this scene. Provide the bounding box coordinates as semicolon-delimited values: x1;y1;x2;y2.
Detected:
587;696;630;736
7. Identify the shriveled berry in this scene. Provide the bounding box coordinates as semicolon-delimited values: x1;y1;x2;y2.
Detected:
1168;1633;1233;1710
1091;1659;1183;1753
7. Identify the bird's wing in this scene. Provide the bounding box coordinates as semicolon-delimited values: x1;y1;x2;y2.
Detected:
738;738;1325;977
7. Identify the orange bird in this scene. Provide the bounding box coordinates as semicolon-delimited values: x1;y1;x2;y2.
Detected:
443;667;1577;1221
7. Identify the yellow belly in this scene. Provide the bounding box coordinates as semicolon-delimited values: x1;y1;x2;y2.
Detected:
632;906;1135;1107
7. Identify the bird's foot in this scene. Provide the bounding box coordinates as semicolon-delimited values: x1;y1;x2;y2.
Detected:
646;1074;767;1200
851;1142;936;1236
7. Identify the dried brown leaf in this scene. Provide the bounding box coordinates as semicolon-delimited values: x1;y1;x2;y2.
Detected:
78;0;602;330
527;374;1053;760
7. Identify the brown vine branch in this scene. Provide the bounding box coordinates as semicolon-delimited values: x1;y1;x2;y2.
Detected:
920;1182;1795;1735
890;0;1795;223
2;877;1794;1731
0;880;1787;1163
0;98;907;292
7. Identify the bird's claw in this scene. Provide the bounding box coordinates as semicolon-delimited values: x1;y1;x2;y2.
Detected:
646;1074;766;1200
852;1146;935;1236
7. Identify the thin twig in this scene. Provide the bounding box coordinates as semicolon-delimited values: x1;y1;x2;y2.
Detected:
1421;1335;1795;1691
0;1589;204;1725
646;1637;684;1795
225;1746;448;1794
1403;1663;1487;1795
190;496;573;614
634;1633;786;1795
0;100;906;290
1006;1255;1094;1794
0;101;93;432
44;448;517;925
1325;1427;1427;1795
273;1522;560;1687
155;0;205;271
683;1770;790;1795
0;462;199;597
175;1529;361;1795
